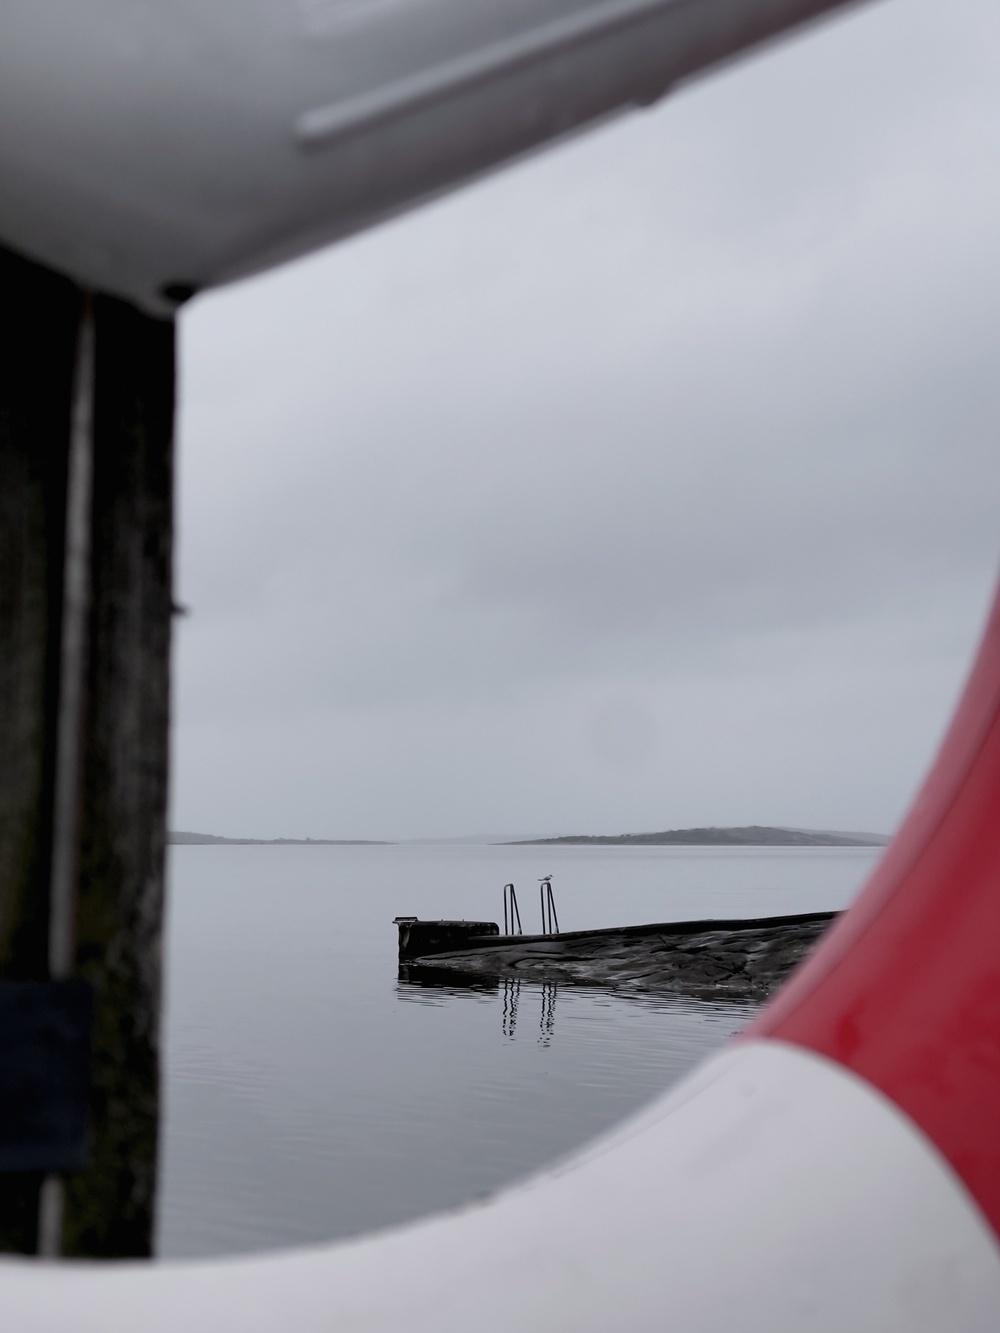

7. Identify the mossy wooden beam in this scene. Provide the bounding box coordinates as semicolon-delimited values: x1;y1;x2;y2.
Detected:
0;245;175;1257
0;248;82;1252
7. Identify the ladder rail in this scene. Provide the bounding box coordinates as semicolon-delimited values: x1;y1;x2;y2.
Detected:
503;882;523;936
539;876;560;935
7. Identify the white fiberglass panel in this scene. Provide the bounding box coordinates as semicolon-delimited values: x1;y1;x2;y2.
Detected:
0;0;850;310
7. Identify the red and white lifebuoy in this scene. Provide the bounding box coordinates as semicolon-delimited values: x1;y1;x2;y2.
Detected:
752;580;1000;1248
4;0;1000;1326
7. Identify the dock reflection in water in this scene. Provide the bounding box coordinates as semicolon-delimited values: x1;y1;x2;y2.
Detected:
397;962;756;1049
501;980;558;1044
397;966;562;1043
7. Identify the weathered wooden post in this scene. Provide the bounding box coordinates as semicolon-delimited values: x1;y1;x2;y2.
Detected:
0;244;174;1257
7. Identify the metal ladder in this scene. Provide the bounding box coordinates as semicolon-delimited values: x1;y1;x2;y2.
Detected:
503;878;560;934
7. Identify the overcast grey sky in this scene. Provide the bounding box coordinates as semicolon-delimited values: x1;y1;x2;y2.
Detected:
171;0;1000;841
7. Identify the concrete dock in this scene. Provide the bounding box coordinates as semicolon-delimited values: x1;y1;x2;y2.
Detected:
394;911;838;1000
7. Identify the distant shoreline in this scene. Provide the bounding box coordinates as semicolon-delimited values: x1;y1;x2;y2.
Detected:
507;824;887;848
168;832;390;845
169;824;888;848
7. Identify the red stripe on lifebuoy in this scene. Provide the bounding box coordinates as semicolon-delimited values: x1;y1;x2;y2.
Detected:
751;580;1000;1233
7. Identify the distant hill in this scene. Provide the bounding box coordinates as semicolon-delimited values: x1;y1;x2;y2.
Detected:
168;831;389;845
508;825;887;847
783;827;890;846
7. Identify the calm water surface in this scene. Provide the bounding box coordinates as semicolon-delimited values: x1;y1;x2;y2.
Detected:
157;842;881;1258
